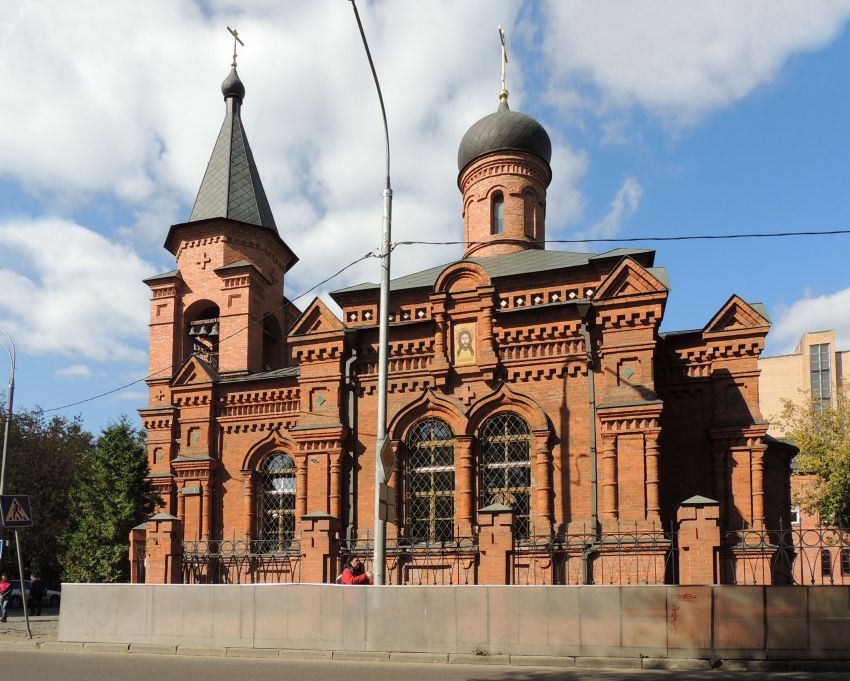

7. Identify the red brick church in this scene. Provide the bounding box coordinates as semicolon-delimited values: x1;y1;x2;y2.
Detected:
132;63;795;586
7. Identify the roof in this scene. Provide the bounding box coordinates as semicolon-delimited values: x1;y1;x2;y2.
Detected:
331;248;656;298
750;302;771;324
458;99;552;173
188;68;277;233
142;269;179;285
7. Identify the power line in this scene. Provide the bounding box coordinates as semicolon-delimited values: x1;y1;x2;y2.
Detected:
37;250;375;414
393;228;850;248
18;225;850;416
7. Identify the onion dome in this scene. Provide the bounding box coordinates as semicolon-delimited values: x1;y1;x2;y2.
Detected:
457;97;552;173
221;66;245;101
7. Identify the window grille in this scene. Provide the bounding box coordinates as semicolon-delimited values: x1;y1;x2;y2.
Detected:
257;453;297;551
404;419;455;542
841;549;850;576
479;412;532;538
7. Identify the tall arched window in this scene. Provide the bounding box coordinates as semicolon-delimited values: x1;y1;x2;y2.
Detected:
257;452;297;551
491;192;505;235
479;412;532;538
523;189;536;238
405;418;455;542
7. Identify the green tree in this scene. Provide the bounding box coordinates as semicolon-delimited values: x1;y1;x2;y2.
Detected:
781;389;850;527
61;418;158;582
0;405;92;584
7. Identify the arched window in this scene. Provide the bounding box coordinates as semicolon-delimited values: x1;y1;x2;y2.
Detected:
479;412;532;538
257;452;297;551
405;418;455;542
523;189;536;238
491;192;505;235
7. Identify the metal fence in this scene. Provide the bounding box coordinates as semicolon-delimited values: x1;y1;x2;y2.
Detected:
722;525;850;585
339;535;479;585
182;539;302;584
512;524;677;585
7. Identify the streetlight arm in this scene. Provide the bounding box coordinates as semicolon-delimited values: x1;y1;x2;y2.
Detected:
349;0;391;189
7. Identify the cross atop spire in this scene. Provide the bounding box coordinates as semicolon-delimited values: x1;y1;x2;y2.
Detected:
498;26;508;103
227;25;244;67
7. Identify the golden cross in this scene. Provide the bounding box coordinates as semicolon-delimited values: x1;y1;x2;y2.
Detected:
227;25;244;67
498;26;508;101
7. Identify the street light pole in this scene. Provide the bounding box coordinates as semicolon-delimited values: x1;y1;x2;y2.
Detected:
0;329;28;639
349;0;392;585
0;328;15;496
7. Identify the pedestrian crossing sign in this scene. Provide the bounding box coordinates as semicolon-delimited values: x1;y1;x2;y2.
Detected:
0;495;32;528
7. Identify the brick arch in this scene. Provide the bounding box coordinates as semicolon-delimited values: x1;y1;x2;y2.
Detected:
465;383;550;437
388;388;468;442
434;261;490;295
183;298;219;321
240;428;299;472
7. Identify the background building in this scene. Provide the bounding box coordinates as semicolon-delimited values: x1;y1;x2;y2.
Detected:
758;329;850;583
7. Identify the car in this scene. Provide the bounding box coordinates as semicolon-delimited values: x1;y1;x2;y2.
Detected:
7;580;61;609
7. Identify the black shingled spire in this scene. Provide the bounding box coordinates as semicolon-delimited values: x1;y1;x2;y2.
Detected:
188;67;277;232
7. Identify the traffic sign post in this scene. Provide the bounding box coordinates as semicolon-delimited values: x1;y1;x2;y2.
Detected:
0;495;32;639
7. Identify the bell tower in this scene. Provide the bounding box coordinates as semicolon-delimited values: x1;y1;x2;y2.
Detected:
146;62;298;383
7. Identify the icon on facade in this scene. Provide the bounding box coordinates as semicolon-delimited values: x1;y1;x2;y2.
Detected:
453;322;476;366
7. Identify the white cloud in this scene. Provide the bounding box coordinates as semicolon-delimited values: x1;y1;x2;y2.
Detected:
541;1;850;125
572;177;643;246
55;364;93;380
0;218;152;362
770;287;850;354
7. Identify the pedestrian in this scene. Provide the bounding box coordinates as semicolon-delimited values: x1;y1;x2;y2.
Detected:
0;573;11;622
28;574;44;616
339;556;373;585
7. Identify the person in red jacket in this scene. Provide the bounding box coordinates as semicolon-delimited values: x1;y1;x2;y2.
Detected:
340;557;372;585
0;574;11;622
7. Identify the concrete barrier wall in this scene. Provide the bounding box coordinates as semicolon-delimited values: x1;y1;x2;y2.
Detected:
58;583;850;660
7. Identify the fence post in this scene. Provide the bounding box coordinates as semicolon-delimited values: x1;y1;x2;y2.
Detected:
477;503;514;584
145;512;183;584
301;512;339;583
677;496;720;585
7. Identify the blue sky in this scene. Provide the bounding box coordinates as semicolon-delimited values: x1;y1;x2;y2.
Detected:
2;1;850;435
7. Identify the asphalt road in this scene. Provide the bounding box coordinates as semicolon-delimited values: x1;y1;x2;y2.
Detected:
3;650;850;681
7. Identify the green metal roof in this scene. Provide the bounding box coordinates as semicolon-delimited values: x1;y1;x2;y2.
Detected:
331;248;655;298
188;69;277;233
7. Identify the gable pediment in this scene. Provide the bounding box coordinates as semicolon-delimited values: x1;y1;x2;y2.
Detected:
593;258;667;300
704;295;770;334
289;297;345;336
170;354;219;387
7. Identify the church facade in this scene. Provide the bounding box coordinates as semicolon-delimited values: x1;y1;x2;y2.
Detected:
132;65;794;586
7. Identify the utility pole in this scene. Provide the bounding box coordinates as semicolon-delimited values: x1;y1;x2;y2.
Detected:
349;0;392;585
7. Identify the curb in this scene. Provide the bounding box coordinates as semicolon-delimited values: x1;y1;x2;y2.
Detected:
4;638;850;672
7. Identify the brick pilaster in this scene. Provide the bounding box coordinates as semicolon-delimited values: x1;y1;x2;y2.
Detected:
477;504;515;585
301;512;339;583
677;497;720;585
144;513;183;584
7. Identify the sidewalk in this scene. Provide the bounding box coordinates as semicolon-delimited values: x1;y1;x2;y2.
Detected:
0;611;59;644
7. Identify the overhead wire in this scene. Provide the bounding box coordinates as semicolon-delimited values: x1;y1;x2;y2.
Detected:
12;225;850;416
35;250;376;414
